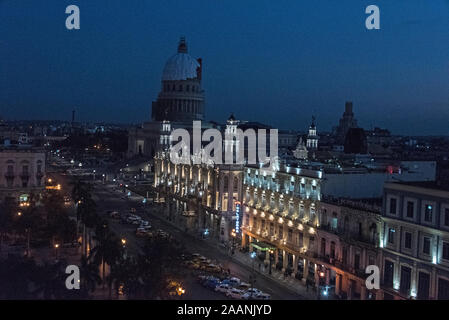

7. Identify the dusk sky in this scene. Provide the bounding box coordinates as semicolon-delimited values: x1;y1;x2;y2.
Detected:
1;0;449;135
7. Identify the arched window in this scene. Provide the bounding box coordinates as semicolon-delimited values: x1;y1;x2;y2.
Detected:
233;176;239;192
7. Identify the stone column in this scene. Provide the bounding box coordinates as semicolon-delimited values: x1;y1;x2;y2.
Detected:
274;249;279;266
242;232;247;248
335;273;341;296
282;251;288;272
293;254;298;275
302;259;309;283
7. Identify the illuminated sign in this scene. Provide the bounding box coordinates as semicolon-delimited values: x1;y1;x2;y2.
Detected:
235;201;241;234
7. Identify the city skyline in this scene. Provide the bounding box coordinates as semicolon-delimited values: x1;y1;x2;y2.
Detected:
1;1;449;135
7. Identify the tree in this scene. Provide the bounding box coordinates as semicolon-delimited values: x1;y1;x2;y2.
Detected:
79;255;101;298
89;228;123;291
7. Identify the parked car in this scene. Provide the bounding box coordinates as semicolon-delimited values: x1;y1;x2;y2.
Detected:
203;279;220;290
242;288;262;299
109;211;120;219
215;283;231;294
254;292;271;300
228;277;241;286
140;220;150;227
136;228;151;237
226;288;245;299
204;264;222;273
236;282;251;291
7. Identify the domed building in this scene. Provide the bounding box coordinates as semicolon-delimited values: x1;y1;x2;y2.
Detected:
151;37;205;122
128;37;207;159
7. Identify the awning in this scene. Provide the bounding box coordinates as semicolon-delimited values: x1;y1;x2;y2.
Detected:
250;241;276;252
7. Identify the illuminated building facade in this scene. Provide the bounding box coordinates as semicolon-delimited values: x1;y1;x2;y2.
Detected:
318;198;383;299
380;182;449;300
0;145;46;205
241;163;323;283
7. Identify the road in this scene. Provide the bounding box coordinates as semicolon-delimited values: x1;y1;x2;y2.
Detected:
47;164;305;300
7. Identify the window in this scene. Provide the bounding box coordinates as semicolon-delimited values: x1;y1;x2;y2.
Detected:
406;201;414;218
404;232;412;249
388;228;395;244
278;226;283;239
288;229;292;243
443;242;449;261
418;272;430;300
297;232;303;247
423;237;431;255
384;260;394;288
400;266;411;295
438;278;449;300
389;198;397;215
321;238;326;256
424;204;433;222
330;242;336;259
444;208;449;227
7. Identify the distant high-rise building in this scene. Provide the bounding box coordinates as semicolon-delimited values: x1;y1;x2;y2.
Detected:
333;102;358;145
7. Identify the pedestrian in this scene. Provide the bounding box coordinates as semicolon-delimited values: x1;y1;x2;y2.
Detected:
306;279;309;292
258;263;261;271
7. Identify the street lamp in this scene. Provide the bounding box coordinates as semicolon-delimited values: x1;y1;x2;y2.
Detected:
177;286;186;296
54;243;60;260
121;238;126;247
230;229;236;255
17;211;22;217
268;249;274;275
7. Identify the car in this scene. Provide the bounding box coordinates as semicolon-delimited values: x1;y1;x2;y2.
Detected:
204;264;222;273
109;211;120;219
227;277;241;286
242;288;262;299
130;208;136;213
236;282;251;291
139;224;152;230
140;220;150;226
254;293;271;300
226;288;245;299
214;283;231;293
203;279;220;290
136;228;150;236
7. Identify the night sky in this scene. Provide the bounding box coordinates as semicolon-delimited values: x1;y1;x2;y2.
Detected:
1;0;449;135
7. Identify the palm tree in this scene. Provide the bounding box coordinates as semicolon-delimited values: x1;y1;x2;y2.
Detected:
79;255;102;298
89;228;123;292
32;259;69;299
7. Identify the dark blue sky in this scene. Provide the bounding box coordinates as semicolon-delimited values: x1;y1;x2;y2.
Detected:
1;0;448;135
